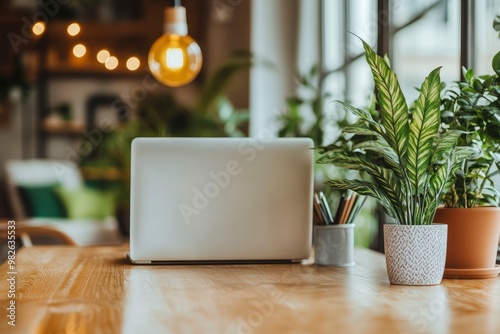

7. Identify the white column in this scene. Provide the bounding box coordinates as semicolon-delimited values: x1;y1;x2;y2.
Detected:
249;0;299;137
249;0;320;137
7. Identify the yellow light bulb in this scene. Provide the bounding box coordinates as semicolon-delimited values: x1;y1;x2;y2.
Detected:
32;22;45;36
148;6;202;87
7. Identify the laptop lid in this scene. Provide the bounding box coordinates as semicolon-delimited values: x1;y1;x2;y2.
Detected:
129;137;314;263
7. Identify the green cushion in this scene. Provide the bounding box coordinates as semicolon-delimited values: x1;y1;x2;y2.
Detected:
18;184;67;218
54;187;116;219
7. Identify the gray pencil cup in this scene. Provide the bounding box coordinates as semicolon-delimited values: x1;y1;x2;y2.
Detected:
314;224;355;266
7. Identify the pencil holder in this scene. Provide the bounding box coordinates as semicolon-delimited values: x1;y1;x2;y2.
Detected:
314;224;355;266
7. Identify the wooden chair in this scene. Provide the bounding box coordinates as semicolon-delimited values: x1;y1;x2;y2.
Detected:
0;221;76;247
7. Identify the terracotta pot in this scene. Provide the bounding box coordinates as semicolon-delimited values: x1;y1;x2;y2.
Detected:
433;207;500;272
384;224;447;286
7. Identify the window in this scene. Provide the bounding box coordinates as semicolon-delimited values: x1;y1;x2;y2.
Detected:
321;0;499;105
319;0;500;250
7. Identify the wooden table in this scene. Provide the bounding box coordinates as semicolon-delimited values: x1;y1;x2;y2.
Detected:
1;246;499;334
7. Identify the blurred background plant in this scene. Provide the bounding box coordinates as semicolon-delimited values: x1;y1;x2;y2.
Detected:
439;18;500;208
440;52;500;208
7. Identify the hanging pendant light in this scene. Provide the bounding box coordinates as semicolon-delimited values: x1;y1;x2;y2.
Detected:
148;0;203;87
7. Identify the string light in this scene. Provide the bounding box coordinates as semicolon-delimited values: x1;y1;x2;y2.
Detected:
126;57;141;71
67;23;81;36
73;44;86;58
105;56;119;70
97;50;111;63
32;22;46;36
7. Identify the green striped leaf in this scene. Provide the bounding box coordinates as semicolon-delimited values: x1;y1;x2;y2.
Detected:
335;101;386;136
427;147;477;206
323;152;405;223
453;146;480;162
431;130;463;164
427;159;451;212
342;122;401;174
362;41;409;160
335;100;372;119
406;67;442;193
325;179;397;218
354;140;399;166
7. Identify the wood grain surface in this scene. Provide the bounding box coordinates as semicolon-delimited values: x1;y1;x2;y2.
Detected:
0;246;499;334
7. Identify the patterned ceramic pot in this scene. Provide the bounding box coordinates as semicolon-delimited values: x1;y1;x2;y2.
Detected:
384;224;447;285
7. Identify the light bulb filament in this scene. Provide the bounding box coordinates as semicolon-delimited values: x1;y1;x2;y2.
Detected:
166;48;184;70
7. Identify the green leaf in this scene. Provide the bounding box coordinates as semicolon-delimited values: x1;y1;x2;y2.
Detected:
464;68;474;83
494;15;500;32
321;152;405;222
325;179;397;218
362;40;409;160
453;146;480;162
406;67;442;193
335;101;386;136
427;157;453;208
431;130;463;164
334;121;402;174
492;51;500;76
428;147;478;208
352;140;402;175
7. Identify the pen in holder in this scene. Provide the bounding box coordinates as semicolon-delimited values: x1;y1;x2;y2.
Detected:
314;224;355;266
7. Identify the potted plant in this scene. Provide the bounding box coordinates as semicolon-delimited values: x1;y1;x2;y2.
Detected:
433;50;500;279
318;39;476;285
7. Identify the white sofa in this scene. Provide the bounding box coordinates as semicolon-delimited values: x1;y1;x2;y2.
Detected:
4;159;123;246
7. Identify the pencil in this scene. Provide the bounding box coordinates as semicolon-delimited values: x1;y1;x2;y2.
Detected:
346;196;366;225
319;191;334;224
333;191;346;225
314;193;328;225
339;194;353;224
341;194;357;224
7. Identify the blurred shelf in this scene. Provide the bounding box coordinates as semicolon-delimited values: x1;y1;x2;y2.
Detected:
42;120;85;135
81;167;127;181
42;68;149;79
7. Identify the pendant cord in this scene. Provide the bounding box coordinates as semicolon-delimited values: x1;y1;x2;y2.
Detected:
173;0;181;7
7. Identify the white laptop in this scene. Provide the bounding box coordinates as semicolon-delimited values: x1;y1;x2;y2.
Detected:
128;137;314;264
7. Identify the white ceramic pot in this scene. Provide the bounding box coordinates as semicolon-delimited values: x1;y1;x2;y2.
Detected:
384;224;447;285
